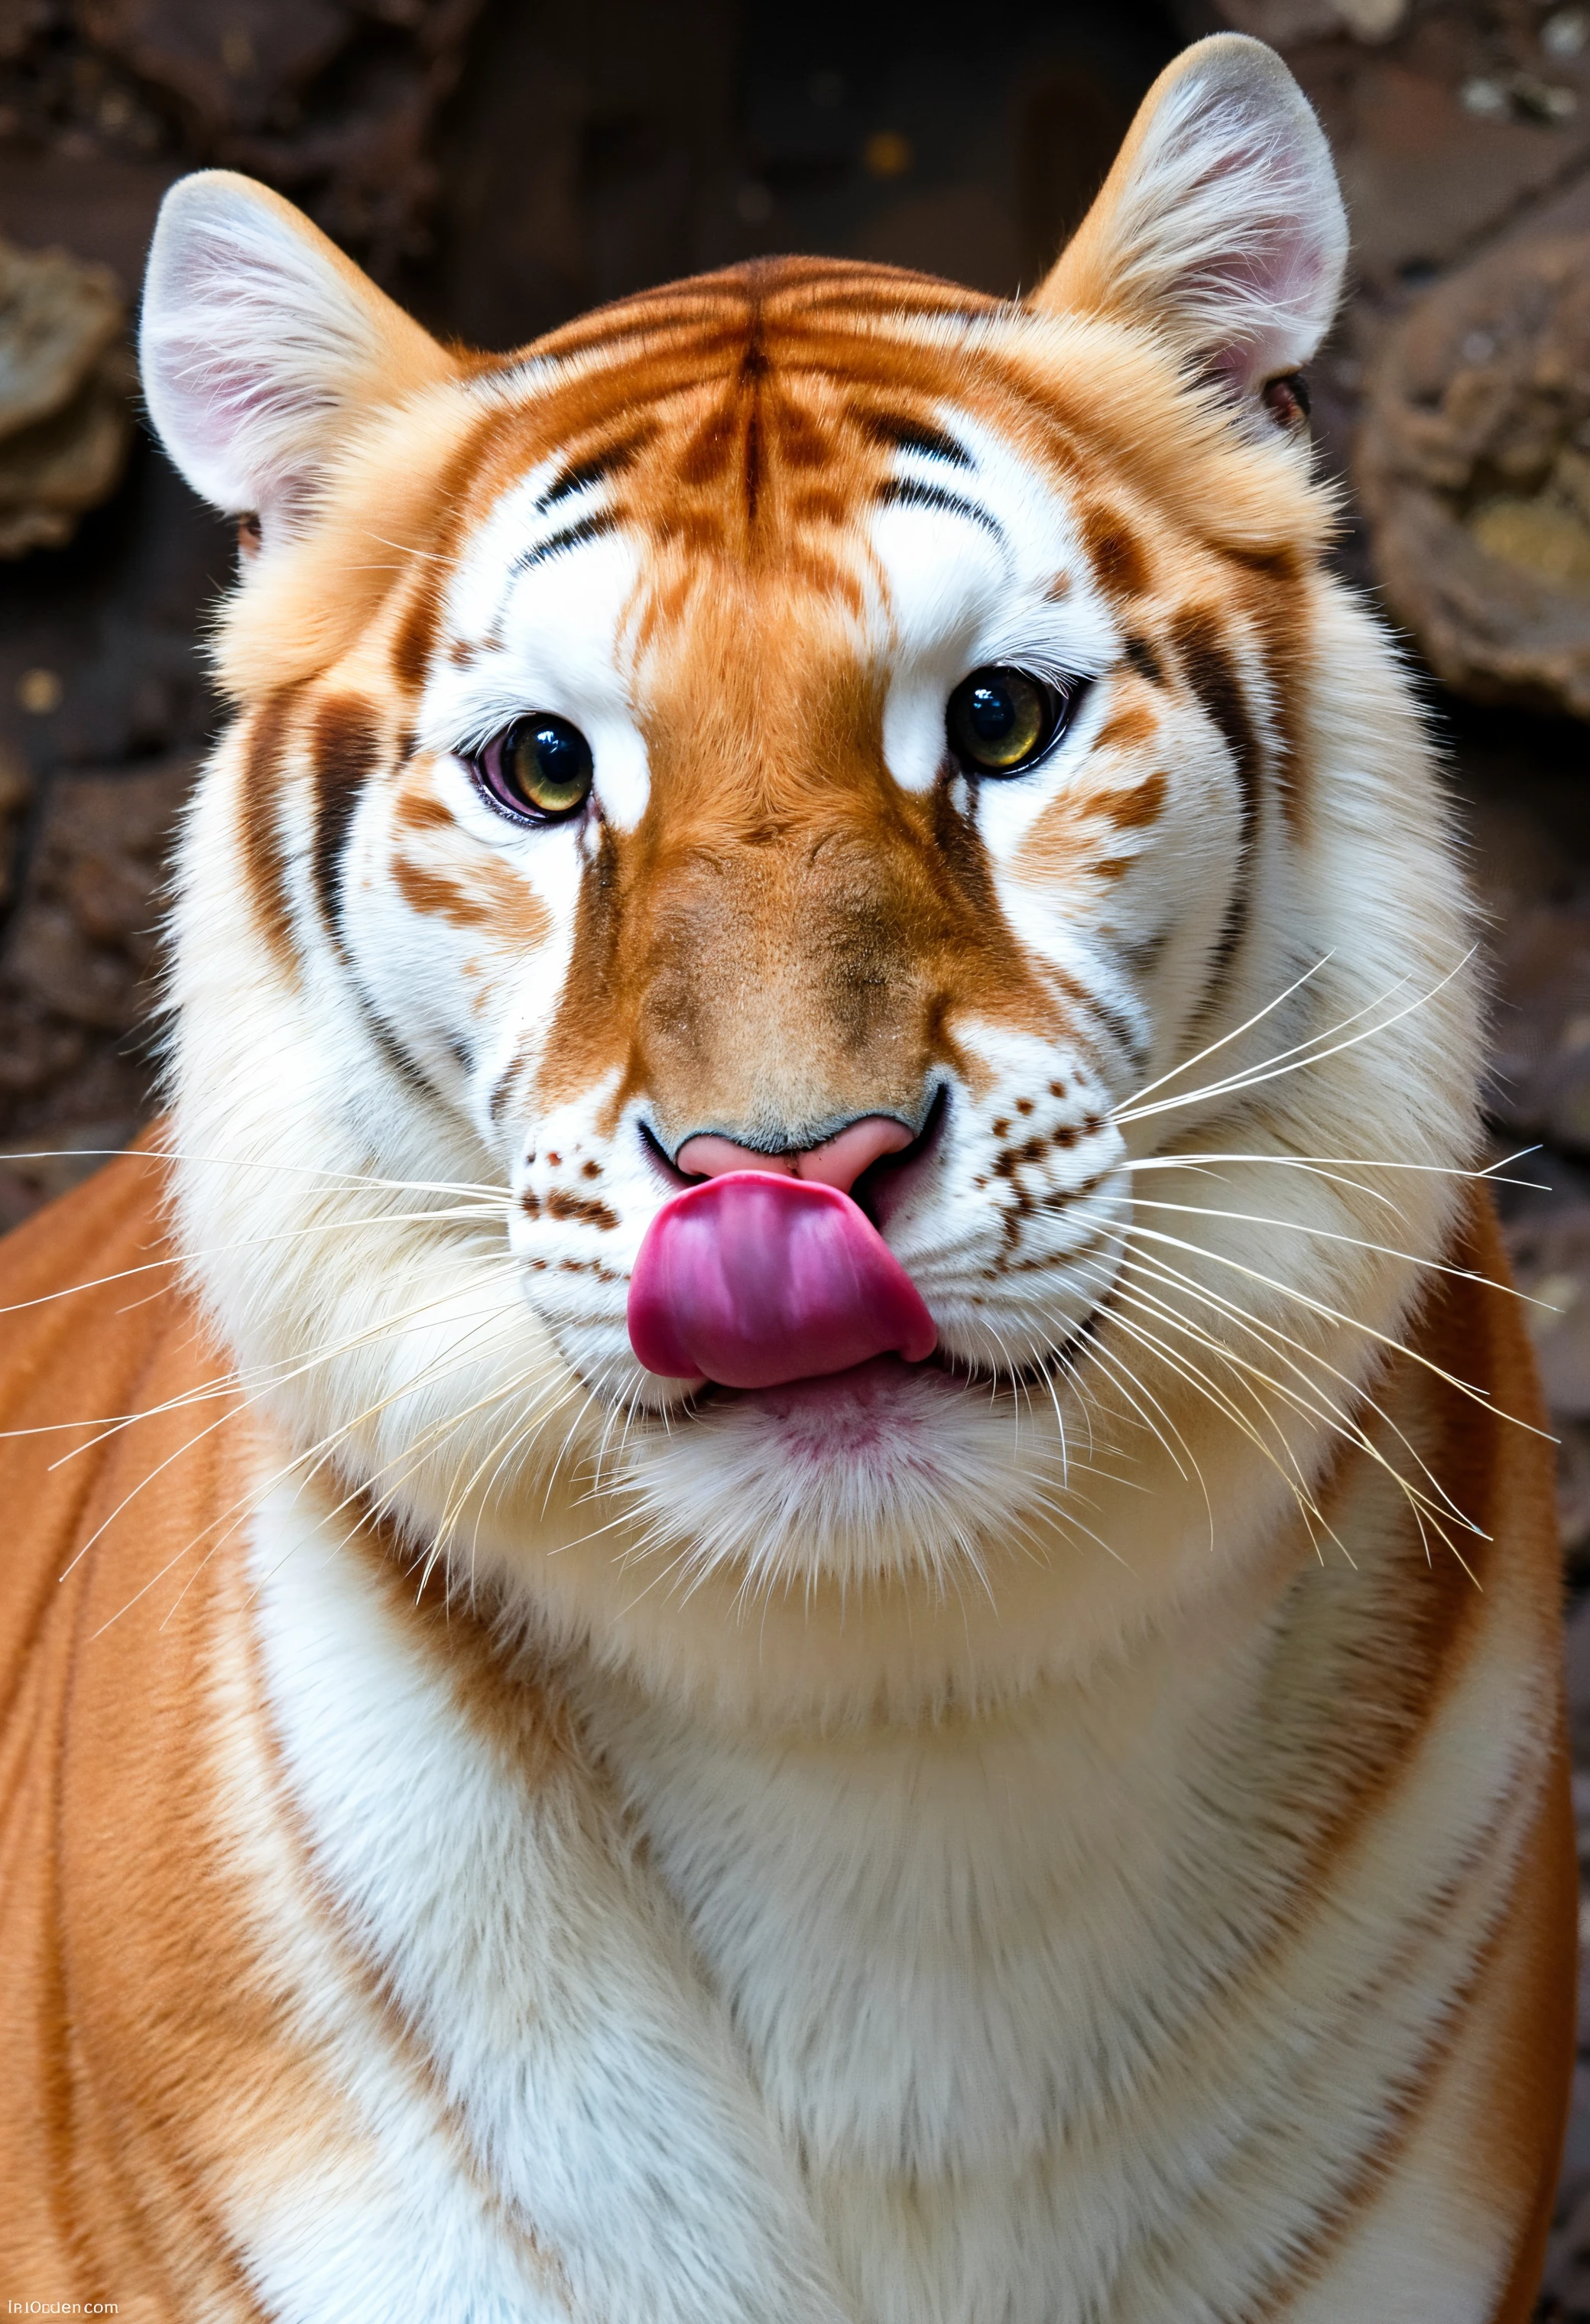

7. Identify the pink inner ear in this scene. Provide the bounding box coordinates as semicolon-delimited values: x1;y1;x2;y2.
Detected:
628;1171;937;1391
150;316;317;517
1196;236;1333;397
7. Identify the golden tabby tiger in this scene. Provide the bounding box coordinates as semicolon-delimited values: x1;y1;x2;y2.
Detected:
0;31;1572;2323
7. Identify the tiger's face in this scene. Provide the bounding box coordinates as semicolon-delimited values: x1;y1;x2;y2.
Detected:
144;37;1479;1715
384;352;1146;1386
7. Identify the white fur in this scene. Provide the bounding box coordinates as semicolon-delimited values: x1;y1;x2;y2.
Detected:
222;1399;1547;2322
239;1480;851;2324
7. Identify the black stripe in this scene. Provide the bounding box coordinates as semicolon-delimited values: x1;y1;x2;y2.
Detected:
536;440;641;514
1172;607;1262;996
302;696;439;1099
488;1056;520;1127
349;970;446;1106
1086;989;1150;1073
310;694;383;958
1123;634;1163;686
862;411;971;467
514;511;618;573
878;477;1001;538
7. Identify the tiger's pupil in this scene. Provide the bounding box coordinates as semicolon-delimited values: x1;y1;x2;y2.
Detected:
949;669;1048;773
508;717;593;816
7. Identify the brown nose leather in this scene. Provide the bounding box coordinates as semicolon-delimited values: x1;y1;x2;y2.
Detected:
676;1115;912;1196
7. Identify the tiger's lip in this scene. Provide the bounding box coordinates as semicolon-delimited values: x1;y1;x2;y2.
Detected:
660;1310;1106;1417
550;1295;1107;1426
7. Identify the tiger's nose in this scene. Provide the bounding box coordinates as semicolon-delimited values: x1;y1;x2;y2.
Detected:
675;1115;913;1196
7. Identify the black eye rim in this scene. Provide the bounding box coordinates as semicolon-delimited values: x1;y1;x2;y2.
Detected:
466;712;595;826
945;664;1082;780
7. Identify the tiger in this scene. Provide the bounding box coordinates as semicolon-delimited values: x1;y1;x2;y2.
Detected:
0;28;1572;2324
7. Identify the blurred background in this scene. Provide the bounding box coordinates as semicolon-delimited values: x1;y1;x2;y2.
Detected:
0;0;1587;2304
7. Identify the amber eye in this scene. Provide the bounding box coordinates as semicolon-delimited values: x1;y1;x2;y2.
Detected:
472;716;594;823
946;667;1067;776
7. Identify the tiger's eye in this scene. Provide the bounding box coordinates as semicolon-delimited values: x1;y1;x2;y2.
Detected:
1261;371;1311;430
476;715;594;823
947;667;1054;774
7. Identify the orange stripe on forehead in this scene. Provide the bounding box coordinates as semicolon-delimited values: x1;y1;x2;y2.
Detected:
377;261;1326;783
517;256;1001;373
388;280;1045;661
461;268;1015;508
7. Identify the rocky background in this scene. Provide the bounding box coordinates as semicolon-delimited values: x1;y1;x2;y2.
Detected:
1;0;1589;2304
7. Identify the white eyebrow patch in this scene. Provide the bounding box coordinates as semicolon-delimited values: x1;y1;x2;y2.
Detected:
419;460;655;835
872;411;1118;797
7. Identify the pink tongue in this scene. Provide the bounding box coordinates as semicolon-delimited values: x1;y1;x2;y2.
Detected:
628;1170;937;1389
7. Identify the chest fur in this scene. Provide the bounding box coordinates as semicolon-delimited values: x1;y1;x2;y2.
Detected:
232;1464;1544;2324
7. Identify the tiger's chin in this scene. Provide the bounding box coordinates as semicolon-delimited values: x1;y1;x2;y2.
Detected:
615;1353;1066;1599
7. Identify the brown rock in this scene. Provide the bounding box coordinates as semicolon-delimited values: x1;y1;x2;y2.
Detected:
0;151;183;291
0;756;196;1095
5;897;140;1030
0;738;31;909
35;761;189;959
1331;60;1590;288
1504;1196;1590;1417
1357;236;1590;717
79;0;355;142
1498;1186;1590;1582
0;233;123;435
71;0;490;279
0;755;199;1170
0;339;137;557
1557;1420;1590;1568
0;234;133;558
1485;897;1590;1150
1209;0;1406;44
0;992;86;1099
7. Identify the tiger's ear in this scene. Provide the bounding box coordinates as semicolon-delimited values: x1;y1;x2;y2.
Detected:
140;170;456;540
1029;34;1347;409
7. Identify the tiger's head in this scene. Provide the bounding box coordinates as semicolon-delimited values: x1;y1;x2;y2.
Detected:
144;35;1478;1721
